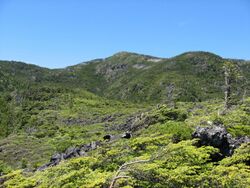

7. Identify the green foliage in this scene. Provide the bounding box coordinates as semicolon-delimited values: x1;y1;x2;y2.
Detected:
151;105;188;122
132;105;188;131
0;160;12;175
3;157;112;188
228;125;250;137
118;140;218;187
204;143;250;188
0;53;249;187
126;140;250;188
1;118;250;188
0;95;12;138
1;51;249;103
0;134;54;169
0;84;145;169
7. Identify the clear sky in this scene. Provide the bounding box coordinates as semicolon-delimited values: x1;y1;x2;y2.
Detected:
0;0;249;68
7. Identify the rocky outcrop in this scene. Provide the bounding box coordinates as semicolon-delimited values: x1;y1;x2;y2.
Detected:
37;129;137;171
37;141;101;171
192;125;250;158
96;63;128;81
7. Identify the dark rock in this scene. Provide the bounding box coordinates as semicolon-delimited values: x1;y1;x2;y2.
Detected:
36;162;54;171
90;141;97;149
37;141;101;171
50;153;62;163
78;150;86;156
0;177;6;185
103;134;112;141
102;115;116;122
230;136;250;151
192;125;250;158
122;132;132;139
63;147;80;159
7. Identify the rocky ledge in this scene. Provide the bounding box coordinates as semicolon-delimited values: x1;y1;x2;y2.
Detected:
37;141;101;171
192;125;250;158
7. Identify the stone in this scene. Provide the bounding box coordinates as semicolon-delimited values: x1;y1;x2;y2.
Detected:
103;134;112;141
37;141;101;171
51;153;62;162
64;147;77;159
0;177;6;185
78;150;86;156
121;132;132;139
192;125;250;158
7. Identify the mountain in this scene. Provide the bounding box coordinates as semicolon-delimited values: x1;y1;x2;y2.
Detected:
0;51;249;187
1;51;249;103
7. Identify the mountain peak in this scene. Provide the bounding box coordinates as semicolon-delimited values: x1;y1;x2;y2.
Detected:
111;51;163;61
112;51;141;57
174;51;222;59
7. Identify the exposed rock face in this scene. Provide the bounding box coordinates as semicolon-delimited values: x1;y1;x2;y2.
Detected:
95;63;128;81
192;125;250;157
147;58;163;62
37;141;101;171
132;64;149;69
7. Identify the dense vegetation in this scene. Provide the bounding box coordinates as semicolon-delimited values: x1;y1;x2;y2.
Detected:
0;51;249;187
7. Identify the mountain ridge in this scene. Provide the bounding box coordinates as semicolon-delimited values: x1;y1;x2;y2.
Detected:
1;51;247;70
1;51;249;103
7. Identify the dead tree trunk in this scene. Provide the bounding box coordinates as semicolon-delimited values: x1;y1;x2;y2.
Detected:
224;67;232;110
166;83;175;108
242;88;247;103
109;159;150;188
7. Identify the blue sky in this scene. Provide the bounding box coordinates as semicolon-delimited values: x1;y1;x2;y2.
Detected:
0;0;249;68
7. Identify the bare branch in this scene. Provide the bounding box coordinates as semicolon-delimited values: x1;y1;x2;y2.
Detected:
109;159;151;188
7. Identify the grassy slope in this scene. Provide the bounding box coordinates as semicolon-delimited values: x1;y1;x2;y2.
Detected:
2;51;249;103
58;51;249;103
0;85;147;169
0;51;250;187
1;98;250;187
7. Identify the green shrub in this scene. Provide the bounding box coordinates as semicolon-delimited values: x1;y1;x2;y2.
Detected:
0;160;12;175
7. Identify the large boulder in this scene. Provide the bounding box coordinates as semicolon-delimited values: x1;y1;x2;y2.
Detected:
192;125;250;157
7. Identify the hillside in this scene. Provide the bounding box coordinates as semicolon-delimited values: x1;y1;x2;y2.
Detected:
0;51;250;187
1;51;249;103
